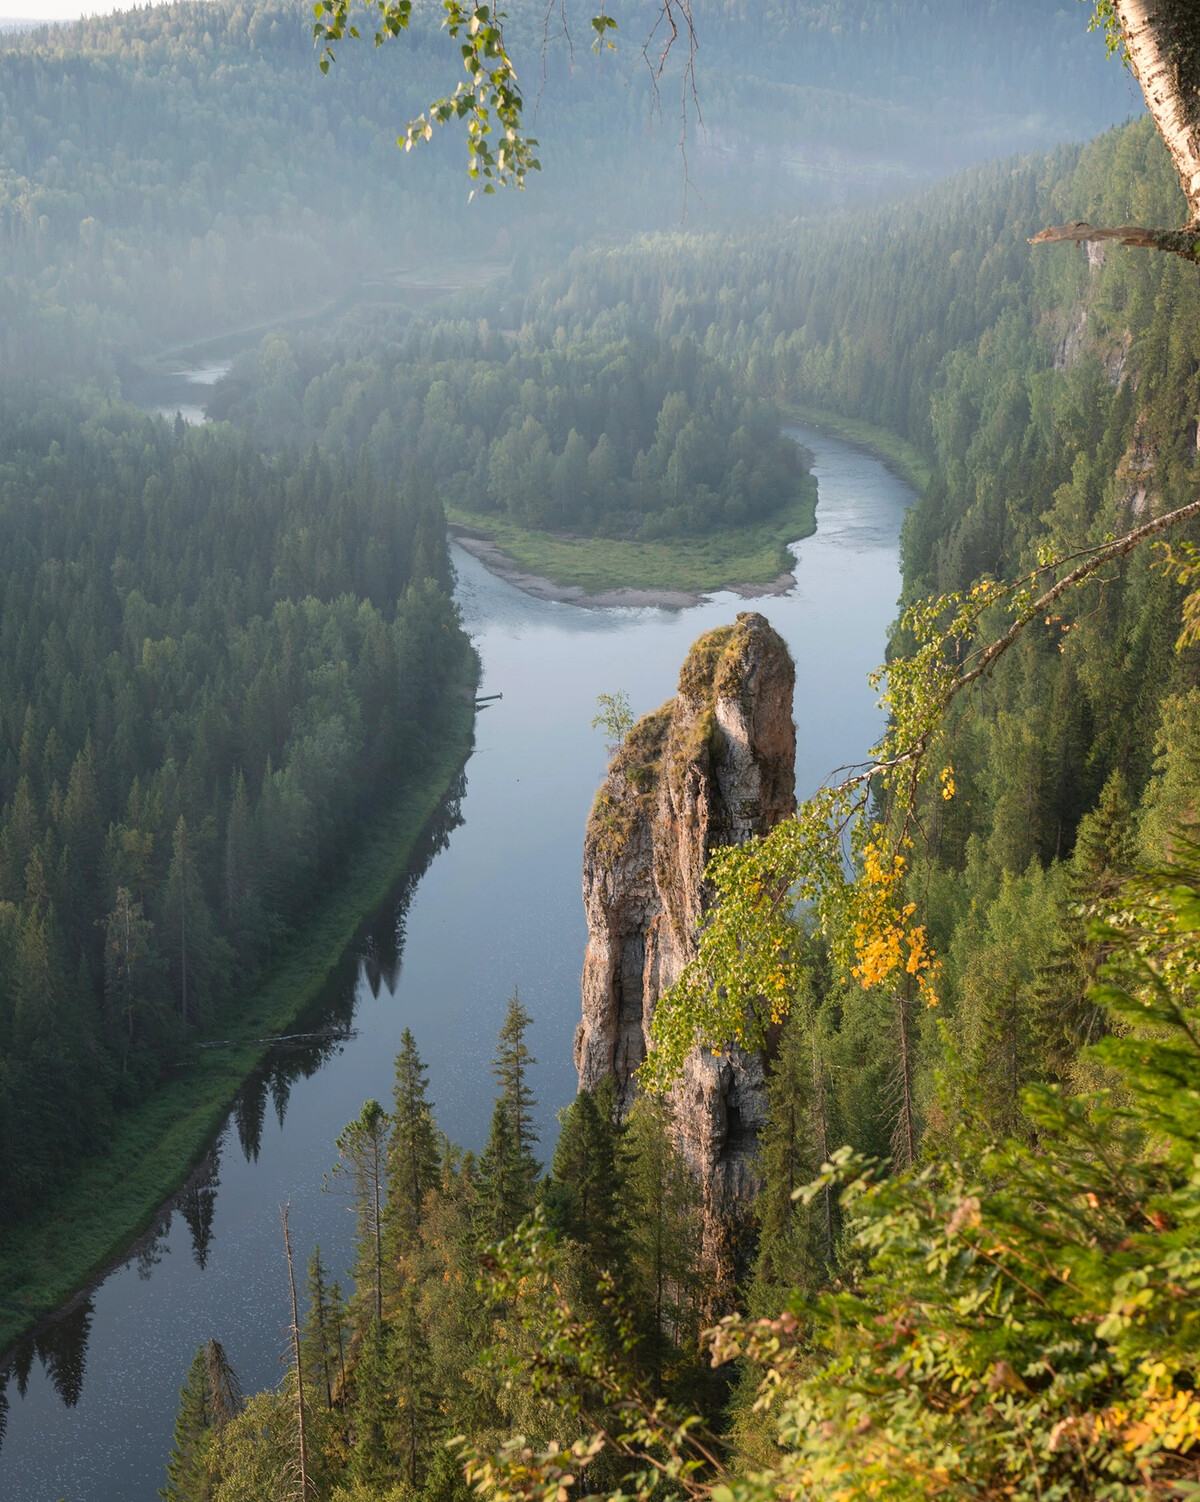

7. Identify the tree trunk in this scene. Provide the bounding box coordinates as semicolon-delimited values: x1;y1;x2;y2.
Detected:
892;989;917;1171
1117;0;1200;224
281;1202;311;1500
1032;3;1200;259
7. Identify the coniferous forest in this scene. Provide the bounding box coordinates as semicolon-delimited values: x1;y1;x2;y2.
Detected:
10;2;1200;1500
0;393;470;1219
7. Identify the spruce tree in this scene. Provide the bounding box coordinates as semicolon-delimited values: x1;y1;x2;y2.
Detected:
750;1003;833;1311
160;817;231;1032
329;1098;389;1326
624;1092;702;1387
1035;769;1138;1077
102;886;159;1073
348;1320;400;1489
161;1338;241;1501
162;1345;213;1502
391;1273;439;1489
387;1027;441;1255
549;1077;625;1276
301;1245;340;1410
479;992;541;1235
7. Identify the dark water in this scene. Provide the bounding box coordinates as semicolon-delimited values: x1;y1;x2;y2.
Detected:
0;428;913;1502
128;361;231;426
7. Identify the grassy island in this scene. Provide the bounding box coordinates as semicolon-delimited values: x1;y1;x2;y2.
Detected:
446;477;818;597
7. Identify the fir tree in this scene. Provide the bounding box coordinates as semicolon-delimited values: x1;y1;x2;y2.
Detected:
387;1027;441;1256
329;1098;389;1327
479;992;540;1236
161;1338;241;1501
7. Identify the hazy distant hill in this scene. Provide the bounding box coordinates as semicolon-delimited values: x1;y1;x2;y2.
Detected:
0;0;1138;379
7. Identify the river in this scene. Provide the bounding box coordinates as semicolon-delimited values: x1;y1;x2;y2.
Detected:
0;429;913;1502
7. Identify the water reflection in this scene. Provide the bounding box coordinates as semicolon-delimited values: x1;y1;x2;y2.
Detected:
180;1151;220;1272
0;772;465;1447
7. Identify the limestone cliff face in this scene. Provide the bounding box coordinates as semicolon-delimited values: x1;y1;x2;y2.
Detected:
575;612;796;1257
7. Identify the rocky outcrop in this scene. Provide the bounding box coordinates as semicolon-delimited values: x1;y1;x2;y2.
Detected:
575;612;796;1268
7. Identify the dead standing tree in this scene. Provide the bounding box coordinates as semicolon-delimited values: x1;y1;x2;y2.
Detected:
1034;1;1200;260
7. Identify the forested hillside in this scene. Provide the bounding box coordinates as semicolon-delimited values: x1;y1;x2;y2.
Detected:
5;0;1200;1494
0;0;1131;381
209;325;807;539
0;393;472;1222
480;108;1200;1168
163;110;1200;1499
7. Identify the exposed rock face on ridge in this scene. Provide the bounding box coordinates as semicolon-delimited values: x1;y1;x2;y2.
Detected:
575;612;796;1265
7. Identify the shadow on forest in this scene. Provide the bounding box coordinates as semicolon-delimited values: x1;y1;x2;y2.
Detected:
0;774;466;1444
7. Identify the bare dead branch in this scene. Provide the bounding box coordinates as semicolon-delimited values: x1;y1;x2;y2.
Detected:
1030;221;1200;262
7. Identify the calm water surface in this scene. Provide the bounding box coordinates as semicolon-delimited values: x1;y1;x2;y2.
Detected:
0;429;912;1502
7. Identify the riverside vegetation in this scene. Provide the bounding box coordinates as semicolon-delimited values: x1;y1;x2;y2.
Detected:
0;391;476;1346
0;0;1130;381
164;90;1200;1502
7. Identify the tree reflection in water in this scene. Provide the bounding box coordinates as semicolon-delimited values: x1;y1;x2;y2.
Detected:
0;775;465;1446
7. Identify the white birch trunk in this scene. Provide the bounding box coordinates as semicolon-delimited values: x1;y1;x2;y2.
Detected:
1116;0;1200;223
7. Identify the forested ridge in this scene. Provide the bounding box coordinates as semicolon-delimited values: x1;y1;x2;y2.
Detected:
0;0;1131;380
165;112;1200;1499
0;391;472;1223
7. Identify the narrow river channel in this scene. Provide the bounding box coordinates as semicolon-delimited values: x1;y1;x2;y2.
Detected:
0;428;914;1502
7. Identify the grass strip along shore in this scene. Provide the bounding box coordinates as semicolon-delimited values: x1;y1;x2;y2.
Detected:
445;410;929;600
447;484;817;598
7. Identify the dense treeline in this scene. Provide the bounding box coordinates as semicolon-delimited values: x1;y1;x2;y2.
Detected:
0;0;1132;379
210;328;807;538
0;390;472;1220
161;1001;719;1501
